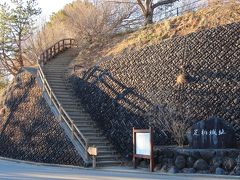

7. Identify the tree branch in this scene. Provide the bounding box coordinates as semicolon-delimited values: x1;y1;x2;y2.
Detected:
152;0;177;10
136;0;146;14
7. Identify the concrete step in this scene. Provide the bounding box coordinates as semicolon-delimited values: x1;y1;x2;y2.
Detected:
89;140;110;145
74;121;94;126
49;84;66;89
47;78;66;82
86;136;107;141
65;110;89;117
41;48;122;167
44;71;64;74
54;92;75;98
98;149;117;156
44;66;68;69
55;95;75;101
80;129;100;133
57;99;78;105
44;69;66;73
98;150;117;155
96;160;122;166
96;146;114;152
63;103;84;108
44;75;64;79
65;109;87;115
44;72;63;76
77;126;99;131
55;94;75;100
55;92;74;97
67;111;90;117
74;123;93;127
83;132;102;137
43;77;64;81
97;155;118;161
54;89;73;94
53;88;73;92
50;85;70;92
45;63;70;65
46;74;65;81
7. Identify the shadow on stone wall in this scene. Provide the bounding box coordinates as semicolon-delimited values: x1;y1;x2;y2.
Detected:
70;22;240;155
0;73;83;165
69;66;175;156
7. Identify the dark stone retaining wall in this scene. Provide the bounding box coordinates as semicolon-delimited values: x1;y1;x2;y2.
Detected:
0;72;83;166
69;22;240;156
150;147;240;175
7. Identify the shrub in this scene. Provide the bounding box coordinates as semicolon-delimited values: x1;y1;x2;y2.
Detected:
146;101;191;146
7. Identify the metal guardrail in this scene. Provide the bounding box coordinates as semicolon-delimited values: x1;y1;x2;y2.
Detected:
37;39;90;164
154;0;239;22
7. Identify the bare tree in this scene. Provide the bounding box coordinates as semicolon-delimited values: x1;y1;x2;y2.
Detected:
107;0;178;25
25;18;70;63
63;0;135;45
135;0;177;25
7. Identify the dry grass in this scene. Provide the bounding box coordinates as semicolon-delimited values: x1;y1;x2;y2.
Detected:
176;73;187;85
73;1;240;67
106;1;240;56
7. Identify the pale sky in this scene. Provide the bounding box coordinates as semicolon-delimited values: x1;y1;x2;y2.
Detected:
37;0;75;19
1;0;75;20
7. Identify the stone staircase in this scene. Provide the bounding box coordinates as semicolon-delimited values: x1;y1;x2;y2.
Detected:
42;47;122;166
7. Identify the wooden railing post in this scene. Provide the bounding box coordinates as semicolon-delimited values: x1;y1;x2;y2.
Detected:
43;53;45;64
49;49;51;59
58;42;60;52
59;105;62;122
63;39;65;50
54;44;56;55
42;79;45;92
49;89;53;106
72;123;75;138
85;143;89;161
46;50;49;61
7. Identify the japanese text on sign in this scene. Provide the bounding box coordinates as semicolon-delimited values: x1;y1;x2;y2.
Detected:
193;129;226;136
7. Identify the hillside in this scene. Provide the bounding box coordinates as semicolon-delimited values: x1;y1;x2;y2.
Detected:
0;0;239;168
69;22;240;155
74;1;240;66
0;72;83;165
107;1;240;56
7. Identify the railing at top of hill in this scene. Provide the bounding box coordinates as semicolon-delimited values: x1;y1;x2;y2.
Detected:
154;0;239;23
39;39;75;66
37;39;90;165
125;0;237;29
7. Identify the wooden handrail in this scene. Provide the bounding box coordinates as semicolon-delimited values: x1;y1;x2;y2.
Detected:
39;39;75;66
37;39;90;164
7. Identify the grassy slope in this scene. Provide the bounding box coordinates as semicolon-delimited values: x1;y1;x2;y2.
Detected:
105;2;240;56
73;2;240;67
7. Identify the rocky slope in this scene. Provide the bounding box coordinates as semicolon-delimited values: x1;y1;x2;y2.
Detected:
0;72;83;166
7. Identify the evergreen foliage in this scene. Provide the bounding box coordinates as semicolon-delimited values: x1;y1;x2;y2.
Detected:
0;0;41;76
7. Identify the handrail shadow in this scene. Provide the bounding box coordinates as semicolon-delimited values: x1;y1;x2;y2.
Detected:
82;66;153;114
70;66;171;156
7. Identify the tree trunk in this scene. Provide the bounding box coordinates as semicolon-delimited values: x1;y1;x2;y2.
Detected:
18;34;24;67
144;11;153;26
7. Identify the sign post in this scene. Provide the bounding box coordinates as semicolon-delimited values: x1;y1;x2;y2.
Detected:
88;146;97;168
133;127;154;172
